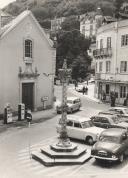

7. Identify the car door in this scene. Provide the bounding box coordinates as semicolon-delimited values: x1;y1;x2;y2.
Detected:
120;133;128;155
70;121;83;139
100;117;111;128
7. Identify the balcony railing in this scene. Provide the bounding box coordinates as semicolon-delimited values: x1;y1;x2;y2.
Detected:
93;48;112;58
95;73;101;80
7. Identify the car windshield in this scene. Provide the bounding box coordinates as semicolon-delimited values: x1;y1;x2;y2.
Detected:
99;135;120;143
81;120;93;128
67;100;73;104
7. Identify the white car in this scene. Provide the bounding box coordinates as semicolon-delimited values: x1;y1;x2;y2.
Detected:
56;115;105;145
109;107;128;121
75;85;84;92
56;97;81;114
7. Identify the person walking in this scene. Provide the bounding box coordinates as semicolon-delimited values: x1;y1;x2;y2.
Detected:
85;86;88;95
26;109;32;122
82;86;86;95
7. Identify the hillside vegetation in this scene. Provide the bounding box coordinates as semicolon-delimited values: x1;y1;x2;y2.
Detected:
4;0;115;19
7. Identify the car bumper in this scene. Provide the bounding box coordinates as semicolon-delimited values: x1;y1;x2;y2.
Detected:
91;155;118;161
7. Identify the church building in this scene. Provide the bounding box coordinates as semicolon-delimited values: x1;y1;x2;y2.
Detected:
0;10;56;114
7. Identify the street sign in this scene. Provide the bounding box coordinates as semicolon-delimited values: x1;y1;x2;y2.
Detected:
41;96;48;102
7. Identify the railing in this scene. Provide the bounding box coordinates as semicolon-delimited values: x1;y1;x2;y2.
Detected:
93;48;112;58
95;73;101;80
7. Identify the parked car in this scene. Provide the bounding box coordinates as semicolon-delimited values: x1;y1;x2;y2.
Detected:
56;97;81;114
109;107;128;120
91;128;128;163
90;114;128;129
56;115;105;145
75;85;84;92
83;79;95;85
98;110;120;116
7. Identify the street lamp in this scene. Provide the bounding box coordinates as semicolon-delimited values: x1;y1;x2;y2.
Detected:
57;59;72;147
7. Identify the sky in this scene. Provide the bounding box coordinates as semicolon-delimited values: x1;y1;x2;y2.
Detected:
0;0;15;8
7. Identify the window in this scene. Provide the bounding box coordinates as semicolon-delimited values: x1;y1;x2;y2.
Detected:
120;86;126;98
120;61;127;72
121;35;128;46
74;122;82;128
101;118;110;124
107;37;111;48
96;41;98;48
90;24;93;36
106;61;111;73
24;39;32;58
82;26;85;35
95;62;98;72
67;120;73;127
106;84;110;94
99;62;103;72
100;39;103;49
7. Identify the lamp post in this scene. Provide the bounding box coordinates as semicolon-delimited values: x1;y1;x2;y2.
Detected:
57;59;72;147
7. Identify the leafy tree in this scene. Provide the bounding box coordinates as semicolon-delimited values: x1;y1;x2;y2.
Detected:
56;16;91;80
114;0;124;18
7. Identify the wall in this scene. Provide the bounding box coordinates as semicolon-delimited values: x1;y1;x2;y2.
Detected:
0;14;55;113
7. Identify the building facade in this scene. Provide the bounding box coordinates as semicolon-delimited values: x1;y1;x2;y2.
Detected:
51;17;66;32
80;8;103;39
0;10;56;114
94;19;128;105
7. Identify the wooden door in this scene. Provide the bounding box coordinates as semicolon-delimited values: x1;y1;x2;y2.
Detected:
22;83;34;111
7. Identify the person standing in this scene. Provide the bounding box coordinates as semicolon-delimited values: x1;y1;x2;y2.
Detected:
82;86;86;95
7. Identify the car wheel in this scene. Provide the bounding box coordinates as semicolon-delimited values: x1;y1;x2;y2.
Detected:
86;136;94;145
78;106;80;111
119;154;124;163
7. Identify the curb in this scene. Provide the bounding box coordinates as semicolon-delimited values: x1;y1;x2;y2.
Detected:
0;111;57;133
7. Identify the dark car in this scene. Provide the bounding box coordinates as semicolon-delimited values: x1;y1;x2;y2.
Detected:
91;128;128;163
90;114;128;129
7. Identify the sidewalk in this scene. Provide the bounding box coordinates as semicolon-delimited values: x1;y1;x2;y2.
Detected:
0;108;57;133
69;83;102;103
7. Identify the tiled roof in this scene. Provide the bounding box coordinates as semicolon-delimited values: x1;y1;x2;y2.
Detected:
0;10;53;47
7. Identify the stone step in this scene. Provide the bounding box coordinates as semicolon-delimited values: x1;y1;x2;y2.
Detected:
50;143;77;152
32;149;91;167
41;146;86;159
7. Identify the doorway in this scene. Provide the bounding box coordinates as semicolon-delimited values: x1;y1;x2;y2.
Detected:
22;83;34;111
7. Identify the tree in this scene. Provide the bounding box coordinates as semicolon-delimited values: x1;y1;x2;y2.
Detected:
114;0;124;18
56;16;92;80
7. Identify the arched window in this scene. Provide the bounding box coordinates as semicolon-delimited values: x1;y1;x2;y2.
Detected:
25;39;32;58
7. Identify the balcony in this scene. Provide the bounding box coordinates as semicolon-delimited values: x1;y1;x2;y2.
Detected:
95;73;101;80
93;48;112;58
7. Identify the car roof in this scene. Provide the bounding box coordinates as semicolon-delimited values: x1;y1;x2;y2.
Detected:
101;128;126;137
67;97;80;100
109;107;128;110
92;114;116;118
67;115;90;122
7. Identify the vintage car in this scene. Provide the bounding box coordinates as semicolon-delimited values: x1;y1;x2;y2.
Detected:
56;97;81;114
90;114;128;130
109;107;128;121
91;128;128;163
56;115;105;145
75;85;84;92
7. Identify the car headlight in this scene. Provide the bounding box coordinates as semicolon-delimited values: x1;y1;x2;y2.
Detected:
96;133;99;140
112;155;117;159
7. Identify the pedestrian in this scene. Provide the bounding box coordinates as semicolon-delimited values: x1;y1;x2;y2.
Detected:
26;109;32;122
74;80;78;90
82;86;86;95
85;86;88;95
